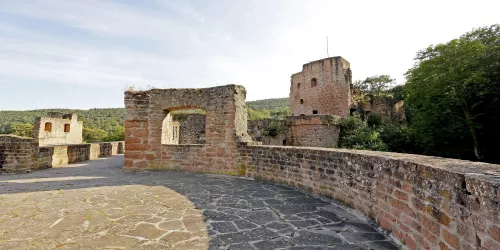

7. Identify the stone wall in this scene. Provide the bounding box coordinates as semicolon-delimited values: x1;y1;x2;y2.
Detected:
353;96;406;123
124;85;251;172
237;145;500;250
288;115;340;148
173;114;206;144
248;119;289;146
0;135;39;173
290;57;352;117
34;113;83;146
247;116;340;148
38;142;124;168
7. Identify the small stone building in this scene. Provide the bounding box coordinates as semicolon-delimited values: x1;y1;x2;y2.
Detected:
34;112;83;146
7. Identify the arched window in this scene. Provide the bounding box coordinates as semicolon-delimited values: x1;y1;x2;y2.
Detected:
311;78;317;87
44;122;52;132
64;124;71;132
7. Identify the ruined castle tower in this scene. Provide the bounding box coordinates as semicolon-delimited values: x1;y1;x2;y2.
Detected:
290;57;352;117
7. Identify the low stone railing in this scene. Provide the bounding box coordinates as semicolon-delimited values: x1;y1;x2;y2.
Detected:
0;135;39;173
237;145;500;250
0;136;124;173
38;141;124;168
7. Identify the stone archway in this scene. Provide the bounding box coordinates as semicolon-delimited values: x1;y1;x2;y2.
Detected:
124;85;251;173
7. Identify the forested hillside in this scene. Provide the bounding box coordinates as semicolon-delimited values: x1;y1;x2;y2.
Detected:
247;98;289;110
0;98;289;141
247;97;290;120
0;108;125;142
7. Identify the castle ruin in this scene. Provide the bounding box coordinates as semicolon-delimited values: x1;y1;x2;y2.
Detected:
0;112;123;173
34;112;83;146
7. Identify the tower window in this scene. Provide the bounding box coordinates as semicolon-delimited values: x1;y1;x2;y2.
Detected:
311;78;317;87
300;99;304;104
44;122;52;132
297;83;301;89
313;110;318;114
64;124;71;132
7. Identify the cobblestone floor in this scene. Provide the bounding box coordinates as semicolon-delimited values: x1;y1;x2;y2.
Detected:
0;156;399;250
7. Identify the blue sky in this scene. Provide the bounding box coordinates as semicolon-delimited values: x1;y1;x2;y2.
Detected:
0;0;499;110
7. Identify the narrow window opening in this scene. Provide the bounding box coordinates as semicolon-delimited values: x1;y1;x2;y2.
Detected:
64;124;71;132
313;110;318;114
311;78;317;87
297;83;301;89
162;108;206;145
44;122;52;132
300;99;304;104
282;140;287;145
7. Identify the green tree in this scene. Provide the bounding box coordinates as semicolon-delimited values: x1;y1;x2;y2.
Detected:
10;123;34;137
354;75;395;95
248;108;271;120
338;116;387;151
83;126;109;143
405;24;500;162
105;126;125;142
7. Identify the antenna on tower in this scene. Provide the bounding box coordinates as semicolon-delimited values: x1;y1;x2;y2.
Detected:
326;37;329;58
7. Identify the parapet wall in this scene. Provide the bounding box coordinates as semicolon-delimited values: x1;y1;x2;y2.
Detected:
1;139;124;172
0;135;39;173
237;145;500;250
38;142;124;168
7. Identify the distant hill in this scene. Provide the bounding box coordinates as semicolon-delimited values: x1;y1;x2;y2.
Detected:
247;97;289;111
0;98;290;134
0;108;125;134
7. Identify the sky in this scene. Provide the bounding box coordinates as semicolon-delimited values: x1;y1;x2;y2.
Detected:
0;0;498;110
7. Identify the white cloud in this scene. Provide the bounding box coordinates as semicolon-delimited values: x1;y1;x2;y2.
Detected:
0;0;499;109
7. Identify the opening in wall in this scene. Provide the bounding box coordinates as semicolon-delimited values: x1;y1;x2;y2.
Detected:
313;110;318;114
311;78;317;87
44;122;52;132
162;108;206;145
64;124;71;132
300;99;304;104
297;83;301;89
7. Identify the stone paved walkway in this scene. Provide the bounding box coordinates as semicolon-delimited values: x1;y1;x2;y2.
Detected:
0;156;399;250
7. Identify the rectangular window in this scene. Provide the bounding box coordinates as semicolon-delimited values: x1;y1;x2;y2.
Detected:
64;124;71;132
300;99;304;104
313;110;318;114
44;123;52;132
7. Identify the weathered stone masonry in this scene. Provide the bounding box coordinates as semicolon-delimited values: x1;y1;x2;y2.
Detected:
237;146;500;250
124;85;251;173
0;135;39;173
125;84;500;249
248;115;340;148
1;139;124;173
290;57;352;117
